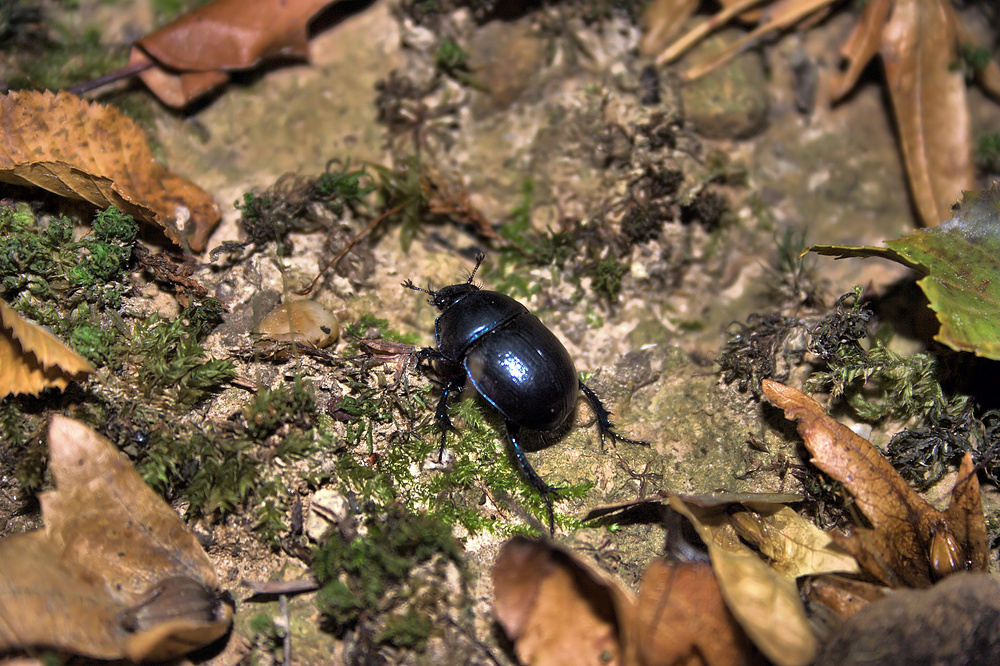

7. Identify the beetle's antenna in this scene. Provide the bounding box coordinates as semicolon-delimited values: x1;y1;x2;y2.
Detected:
402;279;435;296
467;253;486;284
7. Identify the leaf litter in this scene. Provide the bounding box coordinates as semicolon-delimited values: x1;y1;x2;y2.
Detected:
0;416;232;661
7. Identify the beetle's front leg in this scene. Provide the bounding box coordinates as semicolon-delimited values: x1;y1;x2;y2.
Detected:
433;371;465;460
579;381;647;451
505;420;561;535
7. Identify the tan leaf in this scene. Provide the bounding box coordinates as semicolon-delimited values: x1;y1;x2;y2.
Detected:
669;497;818;666
493;536;635;666
635;560;763;666
942;452;988;575
880;0;974;226
0;90;219;250
131;0;344;108
761;379;988;587
0;416;232;661
0;300;94;399
729;504;858;579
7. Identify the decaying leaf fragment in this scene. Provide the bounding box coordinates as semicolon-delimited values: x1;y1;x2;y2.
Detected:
493;537;635;666
668;497;819;666
129;0;344;109
0;300;94;399
762;379;988;587
0;416;232;661
812;184;1000;360
0;90;219;250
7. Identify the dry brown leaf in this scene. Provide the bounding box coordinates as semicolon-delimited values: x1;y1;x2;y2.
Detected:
761;379;988;587
0;300;94;399
639;0;700;56
669;497;819;666
0;90;219;250
881;0;973;227
493;536;635;666
130;0;343;109
635;560;763;666
0;416;232;661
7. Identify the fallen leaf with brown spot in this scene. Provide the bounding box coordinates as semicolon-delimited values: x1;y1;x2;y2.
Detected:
762;379;987;587
130;0;344;108
0;300;94;399
0;90;219;250
0;416;232;661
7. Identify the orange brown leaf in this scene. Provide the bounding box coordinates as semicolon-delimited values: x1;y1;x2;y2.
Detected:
493;537;635;666
635;560;763;666
0;300;94;399
0;90;219;250
131;0;343;108
761;379;987;587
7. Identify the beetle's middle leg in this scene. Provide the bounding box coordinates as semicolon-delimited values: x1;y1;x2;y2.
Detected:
505;419;560;535
579;381;647;450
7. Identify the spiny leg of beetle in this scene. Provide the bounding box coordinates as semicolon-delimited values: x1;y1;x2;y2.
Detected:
505;419;560;535
579;381;647;450
433;372;465;461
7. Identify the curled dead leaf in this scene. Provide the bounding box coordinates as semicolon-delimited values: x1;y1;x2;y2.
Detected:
0;416;232;661
762;379;988;587
0;90;219;250
668;497;819;666
0;300;94;399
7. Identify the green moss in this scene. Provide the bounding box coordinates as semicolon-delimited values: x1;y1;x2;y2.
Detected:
589;259;628;302
975;132;1000;173
377;609;433;651
5;21;127;92
245;378;316;440
343;313;420;345
313;503;462;641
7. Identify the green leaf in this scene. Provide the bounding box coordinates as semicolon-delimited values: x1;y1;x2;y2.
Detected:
810;184;1000;359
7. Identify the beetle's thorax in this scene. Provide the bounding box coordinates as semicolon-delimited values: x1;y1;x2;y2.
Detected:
434;288;528;359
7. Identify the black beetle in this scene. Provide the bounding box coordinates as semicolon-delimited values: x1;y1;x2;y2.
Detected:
403;254;643;532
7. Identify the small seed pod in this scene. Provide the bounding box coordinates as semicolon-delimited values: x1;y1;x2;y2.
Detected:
258;300;339;349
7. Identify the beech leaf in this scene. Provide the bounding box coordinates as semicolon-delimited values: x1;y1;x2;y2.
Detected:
0;300;94;399
762;380;988;587
0;416;232;661
668;496;819;666
130;0;344;108
0;90;220;250
811;184;1000;360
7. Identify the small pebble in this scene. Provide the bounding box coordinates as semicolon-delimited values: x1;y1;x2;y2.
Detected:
258;301;339;348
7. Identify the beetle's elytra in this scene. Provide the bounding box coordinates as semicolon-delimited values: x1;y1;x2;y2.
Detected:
403;254;643;533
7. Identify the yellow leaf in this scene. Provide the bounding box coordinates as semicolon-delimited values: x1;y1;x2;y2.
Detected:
0;300;94;398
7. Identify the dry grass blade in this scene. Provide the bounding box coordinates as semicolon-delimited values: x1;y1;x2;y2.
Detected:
829;0;891;100
0;300;94;398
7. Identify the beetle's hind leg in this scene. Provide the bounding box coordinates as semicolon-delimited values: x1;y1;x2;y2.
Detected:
579;381;646;450
430;368;465;461
505;420;561;535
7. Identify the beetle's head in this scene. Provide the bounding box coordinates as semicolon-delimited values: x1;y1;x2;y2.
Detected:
429;282;479;310
402;253;486;310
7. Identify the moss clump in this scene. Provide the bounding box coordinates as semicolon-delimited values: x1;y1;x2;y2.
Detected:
244;378;316;440
313;503;463;645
